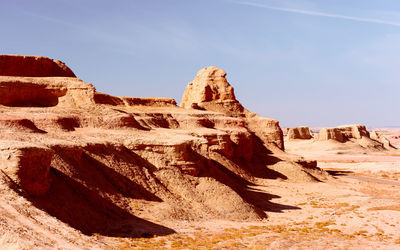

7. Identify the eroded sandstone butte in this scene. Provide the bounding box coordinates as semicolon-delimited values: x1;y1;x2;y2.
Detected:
286;127;313;140
0;56;329;240
316;124;395;150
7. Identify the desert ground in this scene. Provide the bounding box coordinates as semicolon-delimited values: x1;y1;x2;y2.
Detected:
0;55;399;249
112;130;400;249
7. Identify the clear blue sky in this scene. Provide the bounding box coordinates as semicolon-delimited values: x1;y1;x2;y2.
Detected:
1;0;400;127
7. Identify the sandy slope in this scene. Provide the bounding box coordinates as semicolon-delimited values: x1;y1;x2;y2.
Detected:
1;134;400;249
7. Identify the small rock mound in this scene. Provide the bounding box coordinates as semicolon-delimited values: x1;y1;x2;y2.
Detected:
0;55;76;77
287;127;312;140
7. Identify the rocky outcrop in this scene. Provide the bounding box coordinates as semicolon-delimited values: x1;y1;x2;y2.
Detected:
336;124;370;139
318;128;345;142
0;76;95;107
0;141;52;195
0;55;94;108
0;55;76;77
180;66;284;150
180;67;239;113
315;124;394;151
287;127;312;140
371;131;395;150
94;92;177;107
318;125;369;142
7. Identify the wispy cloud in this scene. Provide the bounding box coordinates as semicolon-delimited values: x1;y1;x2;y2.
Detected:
21;10;141;55
232;0;400;27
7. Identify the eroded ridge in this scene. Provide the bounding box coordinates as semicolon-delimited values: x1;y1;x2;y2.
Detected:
0;56;329;248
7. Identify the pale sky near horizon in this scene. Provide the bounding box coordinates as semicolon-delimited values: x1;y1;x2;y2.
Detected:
1;0;400;127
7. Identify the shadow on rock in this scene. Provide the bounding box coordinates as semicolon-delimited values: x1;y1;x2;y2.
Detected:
26;168;175;237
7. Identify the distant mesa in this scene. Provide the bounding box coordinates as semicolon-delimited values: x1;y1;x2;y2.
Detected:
286;127;312;140
285;124;396;151
317;124;369;142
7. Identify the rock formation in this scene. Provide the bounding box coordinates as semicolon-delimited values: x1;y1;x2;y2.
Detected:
315;124;395;151
286;127;312;140
0;141;53;195
181;66;284;150
0;55;76;77
0;76;95;107
336;124;370;139
318;125;369;142
180;67;243;114
0;57;329;243
318;128;345;142
370;130;395;150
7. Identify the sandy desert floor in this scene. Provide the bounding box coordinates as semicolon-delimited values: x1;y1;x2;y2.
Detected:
94;132;400;249
0;138;398;250
1;133;398;250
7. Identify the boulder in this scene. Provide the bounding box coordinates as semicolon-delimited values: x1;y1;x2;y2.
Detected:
287;127;312;140
0;55;76;77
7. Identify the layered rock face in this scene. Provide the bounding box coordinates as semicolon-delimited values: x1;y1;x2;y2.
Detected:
318;124;369;142
0;57;328;238
0;55;94;108
287;127;312;140
318;128;346;142
0;141;53;195
336;124;370;139
370;130;395;150
316;124;395;151
94;92;177;107
181;67;242;114
0;55;76;77
0;77;95;107
181;66;284;150
318;125;369;142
